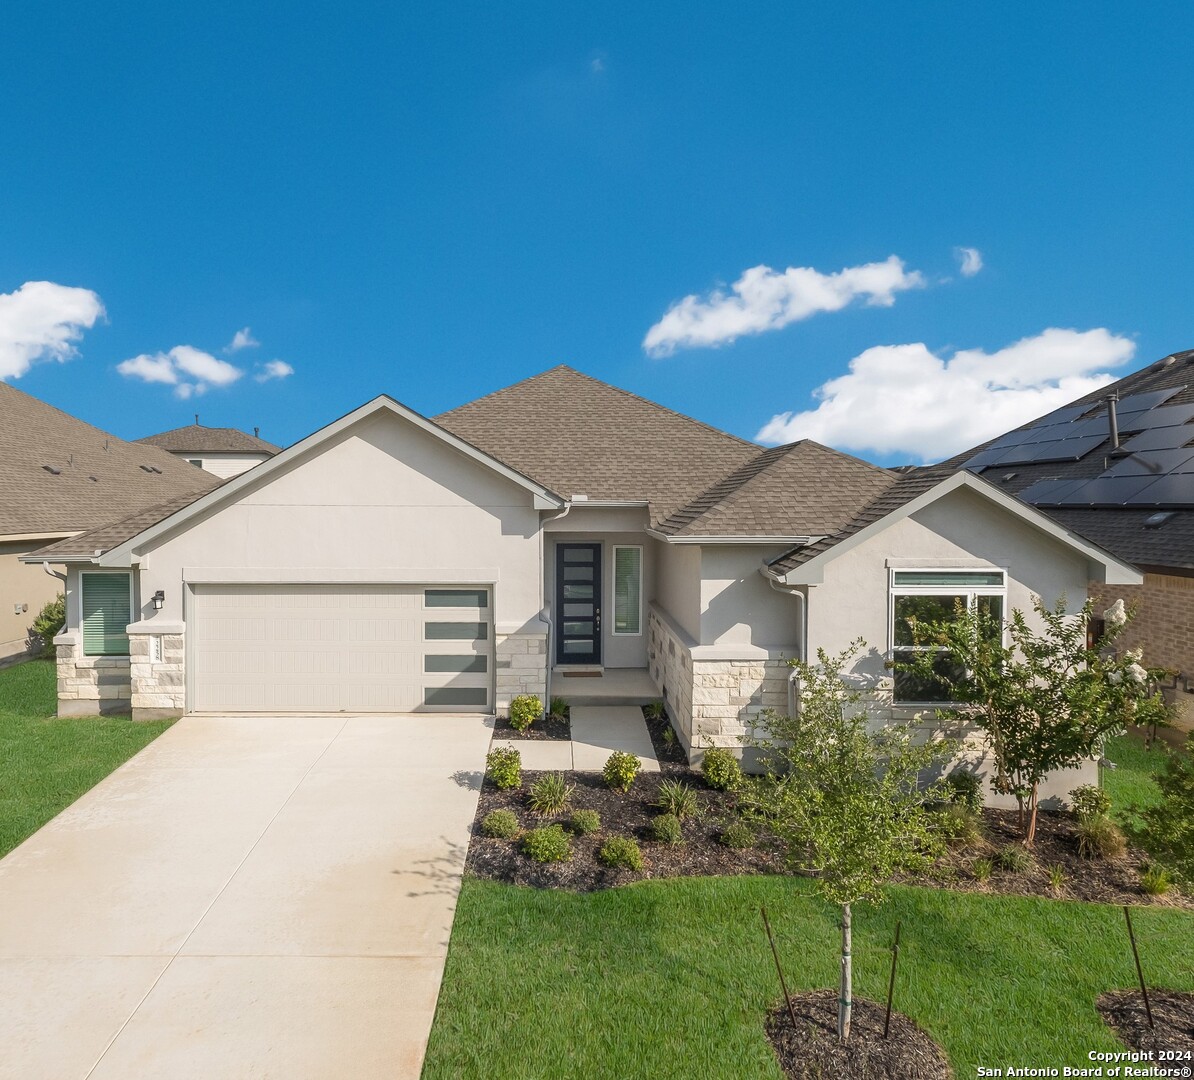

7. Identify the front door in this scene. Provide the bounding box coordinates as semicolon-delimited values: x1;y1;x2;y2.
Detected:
556;543;601;665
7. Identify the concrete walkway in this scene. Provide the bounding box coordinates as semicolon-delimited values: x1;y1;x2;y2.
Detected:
0;713;493;1080
491;705;660;772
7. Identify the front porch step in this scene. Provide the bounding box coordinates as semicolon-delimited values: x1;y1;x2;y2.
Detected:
550;667;659;708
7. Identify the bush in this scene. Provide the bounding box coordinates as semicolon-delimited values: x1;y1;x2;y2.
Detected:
597;836;644;871
1076;814;1127;859
521;824;573;862
701;747;742;791
508;695;544;733
662;727;677;747
650;813;683;844
718;821;755;850
485;747;522;790
481;809;520;839
549;696;569;718
994;843;1033;873
1140;864;1173;896
654;778;698;820
971;856;993;882
527;772;573;815
1069;784;1112;821
30;595;65;655
936;803;984;848
1140;749;1194;885
1047;863;1067;892
569;809;600;836
603;750;640;794
644;700;665;721
944;770;983;812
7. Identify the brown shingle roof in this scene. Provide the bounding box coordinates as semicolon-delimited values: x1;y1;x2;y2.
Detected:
0;380;220;537
137;424;281;454
30;492;219;561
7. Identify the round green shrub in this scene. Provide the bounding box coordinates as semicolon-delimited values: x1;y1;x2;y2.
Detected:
485;747;522;790
521;824;573;863
718;821;755;850
508;695;544;733
598;836;644;871
701;747;742;791
650;813;683;845
943;769;983;812
527;772;573;815
568;809;601;836
1069;784;1112;821
481;809;520;839
31;595;65;656
603;750;640;794
1076;814;1126;859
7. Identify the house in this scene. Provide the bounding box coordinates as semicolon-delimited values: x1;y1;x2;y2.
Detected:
136;419;281;478
28;366;1138;802
0;380;219;664
956;347;1194;727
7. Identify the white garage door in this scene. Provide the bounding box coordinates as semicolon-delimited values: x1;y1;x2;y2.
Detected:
189;584;492;712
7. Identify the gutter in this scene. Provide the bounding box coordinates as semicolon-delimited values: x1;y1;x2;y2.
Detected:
766;571;809;718
539;500;575;708
646;529;823;545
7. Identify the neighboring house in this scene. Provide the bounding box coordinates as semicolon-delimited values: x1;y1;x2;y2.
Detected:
136;420;281;478
0;381;219;665
29;366;1137;802
955;347;1194;726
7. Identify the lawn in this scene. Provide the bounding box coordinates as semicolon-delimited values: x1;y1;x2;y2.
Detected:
0;659;174;856
1103;729;1185;834
424;876;1194;1079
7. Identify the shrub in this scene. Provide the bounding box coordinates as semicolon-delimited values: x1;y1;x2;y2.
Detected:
508;695;544;733
1140;749;1194;885
654;778;698;820
994;843;1033;873
569;809;600;836
521;824;573;862
701;747;742;791
943;770;983;812
548;696;569;718
527;772;573;815
936;803;984;848
481;809;520;839
598;836;644;871
971;857;993;882
1047;863;1067;892
650;813;683;844
485;747;522;790
30;595;65;655
644;700;665;721
662;726;677;747
1140;864;1173;896
1069;784;1112;821
1076;814;1127;859
603;750;640;793
718;821;755;850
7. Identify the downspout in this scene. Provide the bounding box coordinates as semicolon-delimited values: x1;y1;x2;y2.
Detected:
539;501;574;708
42;561;67;585
767;574;808;718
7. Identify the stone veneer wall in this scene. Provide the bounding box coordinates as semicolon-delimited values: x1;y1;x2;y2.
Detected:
54;632;131;717
495;631;547;715
648;608;694;747
129;631;186;721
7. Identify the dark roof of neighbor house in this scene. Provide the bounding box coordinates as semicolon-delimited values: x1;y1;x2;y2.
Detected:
137;423;281;455
0;380;220;538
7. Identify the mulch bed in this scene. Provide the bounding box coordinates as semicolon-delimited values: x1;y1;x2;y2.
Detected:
466;768;780;890
1097;989;1194;1053
765;991;953;1080
642;708;690;767
493;711;571;741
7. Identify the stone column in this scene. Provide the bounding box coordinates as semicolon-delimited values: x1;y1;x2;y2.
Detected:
494;630;547;716
127;621;186;721
53;630;132;717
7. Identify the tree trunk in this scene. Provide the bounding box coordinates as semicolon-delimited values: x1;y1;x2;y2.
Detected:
1026;781;1039;846
838;903;852;1042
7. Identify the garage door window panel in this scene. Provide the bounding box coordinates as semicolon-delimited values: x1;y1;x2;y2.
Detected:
425;621;488;641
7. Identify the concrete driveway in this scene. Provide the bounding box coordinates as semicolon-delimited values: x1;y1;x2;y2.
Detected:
0;713;493;1080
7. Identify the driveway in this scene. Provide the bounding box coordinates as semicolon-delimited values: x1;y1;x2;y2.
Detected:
0;713;493;1080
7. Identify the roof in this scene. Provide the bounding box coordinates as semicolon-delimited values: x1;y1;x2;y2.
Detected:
137;423;281;454
0;380;219;537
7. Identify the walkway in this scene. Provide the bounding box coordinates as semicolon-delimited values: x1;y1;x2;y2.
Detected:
491;705;660;771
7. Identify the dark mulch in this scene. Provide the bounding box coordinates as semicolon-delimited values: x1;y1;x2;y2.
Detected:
466;768;780;890
642;706;689;767
493;711;571;741
765;991;953;1080
1097;989;1194;1053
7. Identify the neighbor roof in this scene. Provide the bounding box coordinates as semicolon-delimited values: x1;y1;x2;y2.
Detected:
137;423;281;455
0;380;219;537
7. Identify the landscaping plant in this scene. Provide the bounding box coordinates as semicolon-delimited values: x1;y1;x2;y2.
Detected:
717;820;755;849
549;696;569;718
30;595;65;656
485;747;522;790
1140;742;1194;884
971;856;994;882
650;813;683;844
700;746;742;791
943;769;982;812
521;824;573;862
1047;863;1067;893
994;843;1033;873
1140;864;1172;896
481;809;521;839
597;836;644;870
527;772;574;815
936;802;983;848
1075;814;1127;859
742;640;951;1042
508;694;544;733
602;750;640;793
653;778;698;820
568;809;601;836
644;700;665;721
1069;784;1112;821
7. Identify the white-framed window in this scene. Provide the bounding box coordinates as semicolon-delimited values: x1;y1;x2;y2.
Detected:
186;458;203;468
81;572;133;657
612;545;643;636
889;569;1005;705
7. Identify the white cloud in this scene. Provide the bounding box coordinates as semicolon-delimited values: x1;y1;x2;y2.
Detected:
226;326;260;352
955;246;983;277
117;345;243;399
755;328;1137;462
0;281;105;380
643;255;925;357
590;56;605;74
255;359;294;382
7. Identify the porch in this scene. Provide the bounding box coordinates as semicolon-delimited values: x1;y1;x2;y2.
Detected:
548;666;659;707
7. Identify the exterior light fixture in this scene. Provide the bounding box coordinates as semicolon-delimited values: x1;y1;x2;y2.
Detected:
152;590;166;611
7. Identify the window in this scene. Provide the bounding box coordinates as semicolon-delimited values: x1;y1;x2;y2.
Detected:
424;654;487;673
890;570;1005;704
612;546;642;635
81;573;132;656
425;621;488;641
186;459;203;468
424;687;488;706
424;588;489;608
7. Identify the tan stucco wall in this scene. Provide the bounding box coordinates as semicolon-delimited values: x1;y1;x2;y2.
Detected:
654;540;701;642
699;545;801;648
0;543;67;663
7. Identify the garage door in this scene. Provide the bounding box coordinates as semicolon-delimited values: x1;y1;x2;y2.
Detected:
189;584;492;712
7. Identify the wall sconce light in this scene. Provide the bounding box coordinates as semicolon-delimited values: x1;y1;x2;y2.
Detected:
152;590;165;611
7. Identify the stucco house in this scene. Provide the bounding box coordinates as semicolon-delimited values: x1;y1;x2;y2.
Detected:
137;419;281;478
29;366;1138;802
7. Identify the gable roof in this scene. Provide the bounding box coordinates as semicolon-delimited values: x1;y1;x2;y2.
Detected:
0;380;220;538
137;423;281;455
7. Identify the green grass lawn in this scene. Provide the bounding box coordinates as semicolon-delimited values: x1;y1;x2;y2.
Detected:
0;659;174;856
424;875;1194;1079
1103;730;1184;834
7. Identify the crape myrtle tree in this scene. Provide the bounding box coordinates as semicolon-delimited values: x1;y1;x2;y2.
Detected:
742;641;951;1043
897;596;1168;845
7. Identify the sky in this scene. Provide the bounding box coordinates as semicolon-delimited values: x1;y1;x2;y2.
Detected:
2;2;1192;465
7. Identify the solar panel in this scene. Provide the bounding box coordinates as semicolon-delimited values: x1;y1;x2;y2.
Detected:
1027;435;1108;463
1032;404;1090;426
1115;387;1184;413
1119;425;1194;453
1121;474;1194;506
1104;449;1194;477
1138;403;1194;428
1059;475;1161;506
1018;477;1091;505
962;448;1005;471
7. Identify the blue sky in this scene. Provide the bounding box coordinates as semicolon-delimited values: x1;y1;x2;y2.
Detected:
2;2;1192;463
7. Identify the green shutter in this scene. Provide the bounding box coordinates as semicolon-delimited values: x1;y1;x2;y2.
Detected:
81;574;131;656
613;547;642;635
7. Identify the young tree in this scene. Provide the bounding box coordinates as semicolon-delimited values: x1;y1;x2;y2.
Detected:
898;596;1168;845
743;641;951;1043
1141;739;1194;885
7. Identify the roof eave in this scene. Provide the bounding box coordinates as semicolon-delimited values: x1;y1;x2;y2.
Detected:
646;529;823;545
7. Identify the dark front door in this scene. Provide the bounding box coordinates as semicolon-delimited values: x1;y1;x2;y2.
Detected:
556;543;601;665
